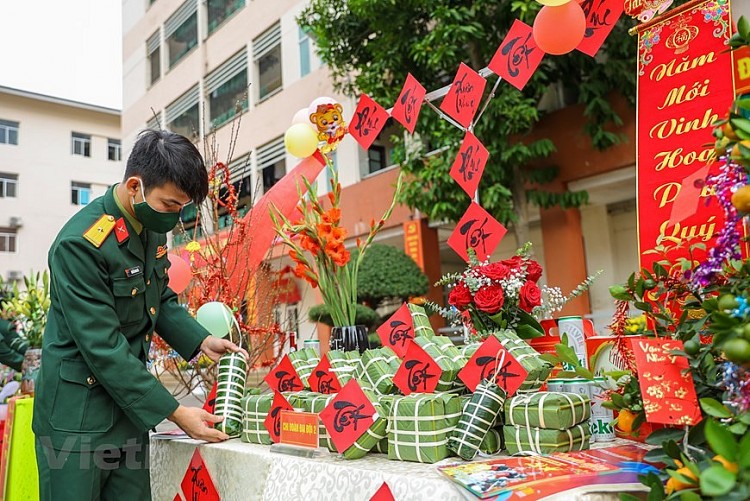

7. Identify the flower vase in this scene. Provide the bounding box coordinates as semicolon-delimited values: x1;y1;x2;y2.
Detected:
330;325;369;354
21;348;42;395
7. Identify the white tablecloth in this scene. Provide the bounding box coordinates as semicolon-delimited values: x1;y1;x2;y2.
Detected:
149;437;649;501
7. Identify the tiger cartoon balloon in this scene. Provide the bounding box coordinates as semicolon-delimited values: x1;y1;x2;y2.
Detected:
309;101;348;153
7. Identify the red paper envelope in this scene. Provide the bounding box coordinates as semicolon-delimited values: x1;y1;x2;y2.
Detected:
264;391;294;443
489;20;544;91
391;73;426;133
370;482;396;501
376;303;415;357
439;63;487;128
449;132;489;198
459;335;527;394
180;449;220;501
349;93;390;150
319;380;377;452
577;0;625;57
263;355;304;393
447;202;507;262
309;356;341;394
393;342;442;395
630;338;701;426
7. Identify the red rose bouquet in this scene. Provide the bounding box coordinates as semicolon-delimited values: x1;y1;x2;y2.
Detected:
433;244;598;340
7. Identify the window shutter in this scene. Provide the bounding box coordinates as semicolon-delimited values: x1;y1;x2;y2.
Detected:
166;85;200;124
205;50;248;94
165;0;196;38
253;24;281;60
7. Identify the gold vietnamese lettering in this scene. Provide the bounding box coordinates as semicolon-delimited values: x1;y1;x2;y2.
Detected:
648;108;718;139
653;146;716;171
657;216;717;245
658;79;710;110
652;180;713;209
650;52;717;82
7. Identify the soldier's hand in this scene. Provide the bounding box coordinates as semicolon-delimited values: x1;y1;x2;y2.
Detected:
200;336;249;363
168;405;229;443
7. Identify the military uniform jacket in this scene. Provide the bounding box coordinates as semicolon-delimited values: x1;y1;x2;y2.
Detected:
32;186;209;451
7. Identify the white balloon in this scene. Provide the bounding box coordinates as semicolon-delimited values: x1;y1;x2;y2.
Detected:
308;96;336;115
291;107;311;125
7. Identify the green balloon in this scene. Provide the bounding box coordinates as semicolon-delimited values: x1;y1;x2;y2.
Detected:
196;301;233;337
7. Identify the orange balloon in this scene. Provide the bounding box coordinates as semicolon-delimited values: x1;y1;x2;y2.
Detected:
167;254;192;294
533;2;587;55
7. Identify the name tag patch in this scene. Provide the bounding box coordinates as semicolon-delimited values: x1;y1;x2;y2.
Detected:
125;266;143;278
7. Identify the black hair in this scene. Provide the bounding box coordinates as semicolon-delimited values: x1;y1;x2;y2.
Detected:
124;129;209;204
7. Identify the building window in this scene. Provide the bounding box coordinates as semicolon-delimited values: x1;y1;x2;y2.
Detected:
166;85;200;140
254;24;282;101
298;26;311;77
72;132;91;157
71;182;92;206
207;0;244;35
0;229;17;253
166;1;198;69
0;173;18;198
368;145;387;174
0;120;19;145
205;50;248;129
147;30;161;85
108;139;121;161
257;137;286;193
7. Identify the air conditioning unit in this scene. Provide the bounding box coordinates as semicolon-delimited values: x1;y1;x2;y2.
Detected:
8;217;22;228
6;270;22;281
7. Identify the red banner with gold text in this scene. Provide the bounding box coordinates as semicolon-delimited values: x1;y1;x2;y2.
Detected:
637;0;739;269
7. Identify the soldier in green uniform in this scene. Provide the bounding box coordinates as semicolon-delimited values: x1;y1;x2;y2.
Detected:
0;316;28;372
33;130;247;501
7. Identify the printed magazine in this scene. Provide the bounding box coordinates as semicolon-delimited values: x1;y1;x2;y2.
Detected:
437;444;657;500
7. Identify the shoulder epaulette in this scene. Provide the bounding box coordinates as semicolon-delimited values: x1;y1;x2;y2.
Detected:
83;214;116;248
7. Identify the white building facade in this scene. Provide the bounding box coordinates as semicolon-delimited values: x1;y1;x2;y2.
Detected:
0;86;122;283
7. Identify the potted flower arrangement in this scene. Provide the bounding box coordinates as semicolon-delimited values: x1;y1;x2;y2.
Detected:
431;244;598;341
1;271;50;394
270;158;404;353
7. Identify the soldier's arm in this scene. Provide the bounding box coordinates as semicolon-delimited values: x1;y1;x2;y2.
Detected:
50;237;180;431
0;338;23;371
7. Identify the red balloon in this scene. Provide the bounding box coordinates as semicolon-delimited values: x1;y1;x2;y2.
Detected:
167;254;192;294
532;2;587;55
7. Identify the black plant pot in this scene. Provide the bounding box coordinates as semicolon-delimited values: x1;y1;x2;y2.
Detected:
330;325;370;354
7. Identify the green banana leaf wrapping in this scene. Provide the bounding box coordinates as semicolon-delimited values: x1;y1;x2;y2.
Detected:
341;388;390;460
505;392;591;430
282;390;316;411
503;422;591;455
327;350;359;386
491;330;552;394
387;393;462;463
288;348;320;389
480;428;503;455
214;352;247;437
414;336;461;391
461;343;480;360
356;349;397;395
373;394;397;454
374;437;389;454
306;393;338;452
241;393;273;445
448;381;506;460
433;336;467;392
379;346;402;372
407;304;435;338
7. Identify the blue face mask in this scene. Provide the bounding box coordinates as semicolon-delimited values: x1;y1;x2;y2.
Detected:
131;179;182;234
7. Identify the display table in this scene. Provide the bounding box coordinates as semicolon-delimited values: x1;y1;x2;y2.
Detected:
150;436;650;501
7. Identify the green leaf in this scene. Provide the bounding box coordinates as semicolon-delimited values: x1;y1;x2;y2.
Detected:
554;343;581;367
646;427;685;445
700;465;736;497
700;398;732;418
620;494;641;501
678;491;702;501
705;418;738;461
539;353;559;366
739;431;750;469
739;412;750;425
610;392;626;408
574;366;594;380
739;16;750;39
728;422;747;435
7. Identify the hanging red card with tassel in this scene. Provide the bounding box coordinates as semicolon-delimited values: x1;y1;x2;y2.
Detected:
264;391;294;443
309;356;341;394
449;132;489;198
393;342;441;395
391;73;426;133
488;20;544;91
447;202;507;262
439;62;487;128
349;94;390;150
319;380;378;452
